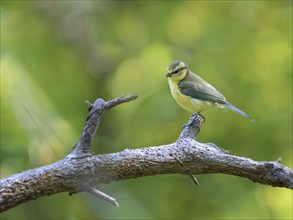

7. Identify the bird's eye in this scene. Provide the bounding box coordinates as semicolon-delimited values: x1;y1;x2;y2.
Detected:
174;70;179;74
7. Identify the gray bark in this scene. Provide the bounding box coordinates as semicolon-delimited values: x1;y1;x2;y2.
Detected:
1;95;292;212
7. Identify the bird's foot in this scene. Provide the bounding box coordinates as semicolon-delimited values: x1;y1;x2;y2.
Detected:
183;113;205;129
198;113;205;122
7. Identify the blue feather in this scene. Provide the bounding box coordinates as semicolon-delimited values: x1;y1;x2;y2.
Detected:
222;103;254;122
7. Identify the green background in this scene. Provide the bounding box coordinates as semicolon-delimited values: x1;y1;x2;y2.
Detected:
1;1;292;219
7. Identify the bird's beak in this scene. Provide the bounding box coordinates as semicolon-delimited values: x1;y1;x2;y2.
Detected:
166;73;171;78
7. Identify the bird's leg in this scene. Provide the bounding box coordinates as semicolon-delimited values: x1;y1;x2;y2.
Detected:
183;113;201;128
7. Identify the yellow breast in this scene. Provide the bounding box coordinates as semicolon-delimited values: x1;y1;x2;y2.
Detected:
168;78;214;113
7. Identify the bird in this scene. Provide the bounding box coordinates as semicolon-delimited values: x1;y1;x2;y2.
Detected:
166;61;254;123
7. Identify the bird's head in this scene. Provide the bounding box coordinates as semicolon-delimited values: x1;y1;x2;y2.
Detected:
166;61;189;82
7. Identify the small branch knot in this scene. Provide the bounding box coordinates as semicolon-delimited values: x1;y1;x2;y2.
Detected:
178;114;205;140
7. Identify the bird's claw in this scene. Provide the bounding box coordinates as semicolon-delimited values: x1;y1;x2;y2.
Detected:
182;113;205;129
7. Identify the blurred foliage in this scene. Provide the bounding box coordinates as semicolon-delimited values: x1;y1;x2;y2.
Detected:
1;1;292;219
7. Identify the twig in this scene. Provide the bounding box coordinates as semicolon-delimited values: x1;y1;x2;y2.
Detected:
85;188;119;208
190;175;201;188
104;94;138;110
72;98;106;154
72;95;137;154
174;156;201;188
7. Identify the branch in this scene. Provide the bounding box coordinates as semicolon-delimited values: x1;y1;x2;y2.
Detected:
72;94;138;154
0;95;292;212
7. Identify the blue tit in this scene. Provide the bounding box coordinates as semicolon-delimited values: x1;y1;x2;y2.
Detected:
166;61;253;121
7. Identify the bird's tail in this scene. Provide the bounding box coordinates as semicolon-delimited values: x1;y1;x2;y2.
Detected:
223;103;254;122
